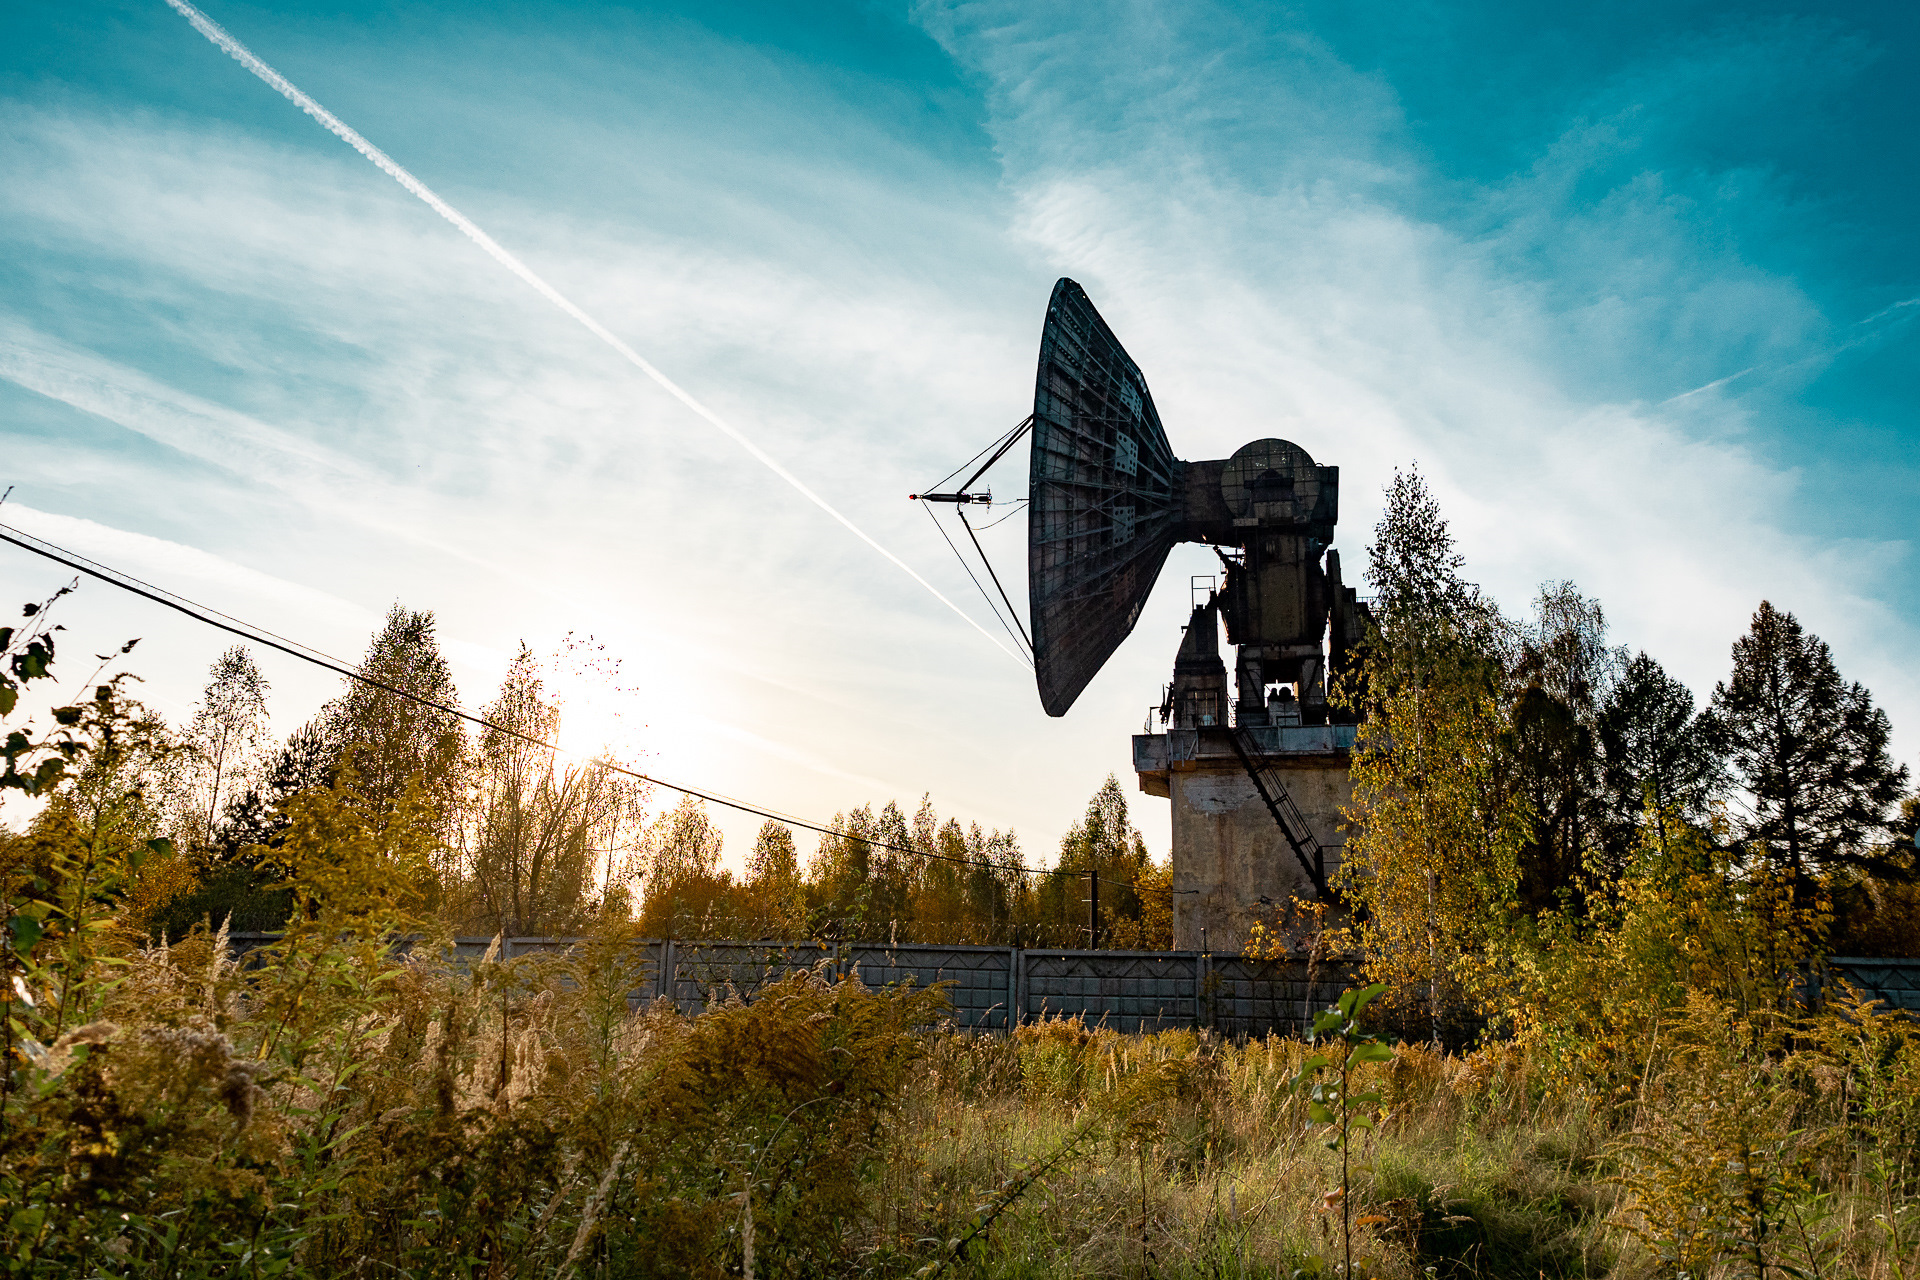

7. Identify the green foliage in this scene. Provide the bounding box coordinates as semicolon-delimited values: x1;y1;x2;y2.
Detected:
2;594;92;798
1035;775;1163;949
1711;601;1911;886
743;819;808;936
634;793;735;936
1611;994;1820;1279
460;645;645;938
1291;985;1397;1279
1343;623;1529;1031
1508;584;1615;912
318;603;466;825
8;539;1920;1279
176;646;271;851
1594;650;1723;871
1479;811;1833;1103
1;811;948;1279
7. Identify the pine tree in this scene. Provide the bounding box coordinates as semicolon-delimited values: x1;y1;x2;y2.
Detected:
1595;651;1724;867
320;604;465;824
211;721;340;860
1709;601;1910;887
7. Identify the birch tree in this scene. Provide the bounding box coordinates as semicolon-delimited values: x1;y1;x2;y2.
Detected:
181;646;270;848
1342;468;1526;1036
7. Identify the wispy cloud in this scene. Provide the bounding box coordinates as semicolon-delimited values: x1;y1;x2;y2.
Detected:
0;87;1061;857
4;501;373;630
3;0;1911;859
1861;297;1920;327
157;0;1020;665
920;0;1919;750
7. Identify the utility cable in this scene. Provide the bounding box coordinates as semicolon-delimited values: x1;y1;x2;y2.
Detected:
972;499;1027;532
159;0;1023;669
0;522;1168;896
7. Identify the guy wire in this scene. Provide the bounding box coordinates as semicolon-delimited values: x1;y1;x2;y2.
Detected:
922;417;1027;498
921;504;1033;665
958;506;1032;652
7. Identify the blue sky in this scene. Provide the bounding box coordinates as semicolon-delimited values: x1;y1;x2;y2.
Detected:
2;0;1914;867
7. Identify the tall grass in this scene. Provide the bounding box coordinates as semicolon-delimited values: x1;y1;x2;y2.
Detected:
3;911;1917;1277
892;1003;1916;1280
2;679;1914;1277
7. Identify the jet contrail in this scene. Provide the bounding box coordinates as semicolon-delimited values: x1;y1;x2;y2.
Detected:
161;0;1025;666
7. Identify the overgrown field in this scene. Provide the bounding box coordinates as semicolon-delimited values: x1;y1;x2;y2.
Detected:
3;911;1916;1279
6;466;1919;1277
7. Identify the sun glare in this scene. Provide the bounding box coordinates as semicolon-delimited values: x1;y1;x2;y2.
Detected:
536;641;673;766
552;698;626;761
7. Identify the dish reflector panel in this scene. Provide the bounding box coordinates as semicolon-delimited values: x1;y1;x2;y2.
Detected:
1029;278;1184;716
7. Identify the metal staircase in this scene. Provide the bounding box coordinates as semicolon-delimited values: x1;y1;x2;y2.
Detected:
1224;725;1333;900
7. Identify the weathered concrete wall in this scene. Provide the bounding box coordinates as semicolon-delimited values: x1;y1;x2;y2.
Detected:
1167;761;1350;951
1135;729;1352;952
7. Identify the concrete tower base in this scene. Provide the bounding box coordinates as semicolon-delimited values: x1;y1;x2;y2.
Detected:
1134;725;1354;952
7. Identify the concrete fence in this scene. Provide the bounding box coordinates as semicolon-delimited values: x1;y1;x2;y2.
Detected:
225;935;1920;1037
1814;957;1920;1014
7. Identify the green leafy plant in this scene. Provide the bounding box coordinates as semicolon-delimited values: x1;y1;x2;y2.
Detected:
1291;983;1397;1279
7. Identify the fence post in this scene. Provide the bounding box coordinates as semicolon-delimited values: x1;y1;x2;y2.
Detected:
660;939;676;1006
1088;869;1100;951
1006;947;1018;1032
1013;946;1025;1029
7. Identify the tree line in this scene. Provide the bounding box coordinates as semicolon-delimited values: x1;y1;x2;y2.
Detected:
1332;467;1916;1033
1;601;1170;948
3;464;1912;966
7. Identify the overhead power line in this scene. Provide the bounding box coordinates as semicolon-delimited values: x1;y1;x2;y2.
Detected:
0;522;1169;897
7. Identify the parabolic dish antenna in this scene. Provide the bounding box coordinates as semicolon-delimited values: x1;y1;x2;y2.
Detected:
914;277;1363;727
1029;279;1184;716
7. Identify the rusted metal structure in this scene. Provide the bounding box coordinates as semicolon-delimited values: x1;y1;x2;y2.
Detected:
1027;279;1369;723
1024;277;1373;948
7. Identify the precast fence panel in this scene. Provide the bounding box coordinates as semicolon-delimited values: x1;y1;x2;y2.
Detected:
1206;956;1356;1039
498;937;664;1010
663;941;834;1012
220;935;1916;1033
1018;949;1203;1033
1827;957;1920;1014
844;944;1015;1030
